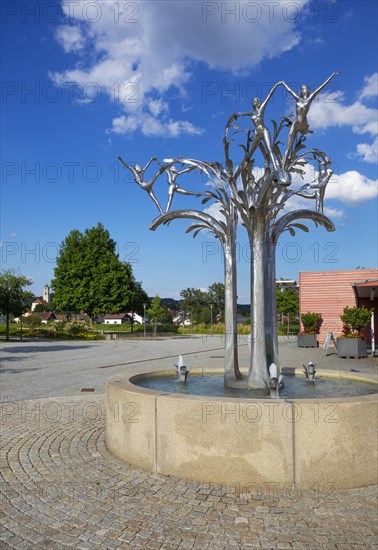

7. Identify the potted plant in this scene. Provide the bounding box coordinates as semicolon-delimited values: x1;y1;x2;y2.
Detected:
298;312;323;347
337;305;373;358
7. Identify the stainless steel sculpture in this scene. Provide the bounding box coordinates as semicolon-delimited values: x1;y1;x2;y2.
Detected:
303;361;317;382
119;73;339;390
175;355;190;382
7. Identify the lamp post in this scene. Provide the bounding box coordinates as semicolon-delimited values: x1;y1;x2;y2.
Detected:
143;303;146;341
210;304;213;337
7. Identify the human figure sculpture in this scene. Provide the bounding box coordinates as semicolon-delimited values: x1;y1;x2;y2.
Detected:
296;155;333;213
118;156;163;214
282;71;341;168
226;82;283;171
164;165;200;212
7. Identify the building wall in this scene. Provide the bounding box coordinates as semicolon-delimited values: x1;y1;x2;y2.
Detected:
299;269;378;344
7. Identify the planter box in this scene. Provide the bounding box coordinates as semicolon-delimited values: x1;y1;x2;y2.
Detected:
297;333;318;348
336;337;367;358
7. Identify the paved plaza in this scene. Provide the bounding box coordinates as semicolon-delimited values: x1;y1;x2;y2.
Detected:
1;336;377;549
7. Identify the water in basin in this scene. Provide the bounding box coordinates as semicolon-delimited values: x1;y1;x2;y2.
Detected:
135;373;377;399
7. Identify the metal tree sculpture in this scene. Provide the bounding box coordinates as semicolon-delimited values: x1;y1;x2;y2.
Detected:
119;73;339;389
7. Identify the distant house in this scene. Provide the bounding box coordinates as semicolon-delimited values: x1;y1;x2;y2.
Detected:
33;312;56;324
31;298;48;312
71;313;91;323
126;312;144;324
31;284;52;311
104;314;129;325
55;314;69;322
172;312;191;326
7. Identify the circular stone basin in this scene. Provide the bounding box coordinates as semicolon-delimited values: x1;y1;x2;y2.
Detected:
106;368;378;490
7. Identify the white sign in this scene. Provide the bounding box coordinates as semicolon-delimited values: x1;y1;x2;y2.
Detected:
323;332;337;356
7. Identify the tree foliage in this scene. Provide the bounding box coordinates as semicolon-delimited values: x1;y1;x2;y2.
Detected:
207;282;225;322
276;288;299;318
51;223;143;316
340;305;373;337
0;269;32;340
34;302;54;312
146;296;167;323
180;287;208;324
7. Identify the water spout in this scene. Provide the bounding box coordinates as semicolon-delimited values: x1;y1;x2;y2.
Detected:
268;363;284;398
175;355;189;382
303;361;316;382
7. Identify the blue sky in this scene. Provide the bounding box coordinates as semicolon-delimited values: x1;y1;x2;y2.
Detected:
1;0;377;302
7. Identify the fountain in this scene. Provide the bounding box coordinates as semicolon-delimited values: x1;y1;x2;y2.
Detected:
106;73;377;489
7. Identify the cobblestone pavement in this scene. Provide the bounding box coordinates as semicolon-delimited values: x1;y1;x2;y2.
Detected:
1;393;378;550
1;339;377;549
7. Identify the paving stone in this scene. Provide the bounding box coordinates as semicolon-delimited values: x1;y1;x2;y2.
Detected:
1;340;378;550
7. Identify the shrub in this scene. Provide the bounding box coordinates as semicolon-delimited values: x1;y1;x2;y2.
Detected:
23;315;42;328
300;312;323;334
340;306;373;338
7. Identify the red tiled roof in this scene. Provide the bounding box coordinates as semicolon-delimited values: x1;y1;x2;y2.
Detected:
104;313;128;319
33;312;55;320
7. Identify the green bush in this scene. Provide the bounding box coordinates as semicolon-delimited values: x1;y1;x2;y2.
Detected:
278;322;300;335
340;306;373;337
23;315;42;328
300;312;323;334
0;322;19;336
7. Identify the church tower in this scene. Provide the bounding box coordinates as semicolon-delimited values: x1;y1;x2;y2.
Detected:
43;284;50;303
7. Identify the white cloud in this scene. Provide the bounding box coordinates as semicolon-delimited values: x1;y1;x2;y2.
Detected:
323;205;345;219
52;0;310;137
308;76;378;164
359;72;378;100
356;136;378;164
109;113;203;137
284;162;377;207
308;91;378;136
326;170;378;204
55;25;85;53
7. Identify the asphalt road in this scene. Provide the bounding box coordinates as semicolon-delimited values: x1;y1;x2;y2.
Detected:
1;335;377;402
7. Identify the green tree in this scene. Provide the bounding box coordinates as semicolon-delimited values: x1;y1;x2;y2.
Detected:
147;296;167;337
0;269;32;340
180;287;208;325
34;302;54;312
129;281;149;333
276;288;299;327
52;223;142;317
207;282;225;322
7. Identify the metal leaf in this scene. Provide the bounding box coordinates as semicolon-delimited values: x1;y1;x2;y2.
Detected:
290;223;309;233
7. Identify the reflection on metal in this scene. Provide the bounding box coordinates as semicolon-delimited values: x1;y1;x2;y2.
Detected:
175;355;189;382
119;73;340;390
303;361;317;382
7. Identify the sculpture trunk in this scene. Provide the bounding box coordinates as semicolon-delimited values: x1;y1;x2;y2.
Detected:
224;227;241;385
264;234;279;367
248;214;269;389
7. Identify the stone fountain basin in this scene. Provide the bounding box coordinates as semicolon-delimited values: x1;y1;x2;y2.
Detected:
106;368;377;490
